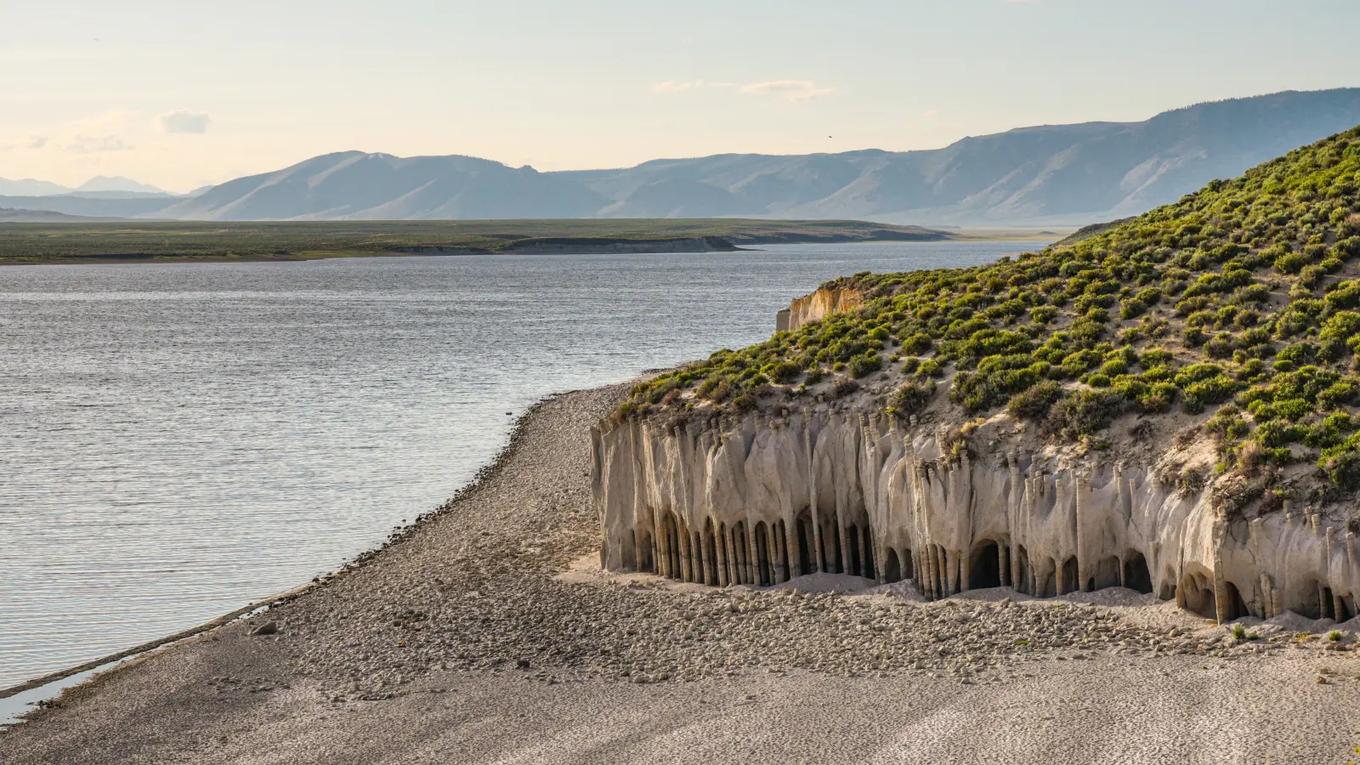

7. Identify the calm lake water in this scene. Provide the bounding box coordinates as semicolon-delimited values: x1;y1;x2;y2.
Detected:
0;240;1037;688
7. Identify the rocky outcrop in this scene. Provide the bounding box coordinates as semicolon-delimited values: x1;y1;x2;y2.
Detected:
776;285;865;333
593;407;1360;624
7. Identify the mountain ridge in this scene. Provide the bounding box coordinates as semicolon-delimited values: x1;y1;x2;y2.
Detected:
7;88;1360;224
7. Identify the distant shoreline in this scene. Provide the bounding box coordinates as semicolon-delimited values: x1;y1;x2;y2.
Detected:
0;218;1061;266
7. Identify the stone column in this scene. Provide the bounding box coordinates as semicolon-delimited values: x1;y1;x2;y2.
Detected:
1212;518;1232;623
678;521;693;583
1346;531;1359;604
727;526;741;584
945;550;959;595
1074;480;1089;592
805;430;824;573
716;525;730;586
746;524;759;585
1009;544;1022;593
960;549;971;592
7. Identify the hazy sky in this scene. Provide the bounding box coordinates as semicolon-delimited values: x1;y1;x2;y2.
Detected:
2;0;1357;192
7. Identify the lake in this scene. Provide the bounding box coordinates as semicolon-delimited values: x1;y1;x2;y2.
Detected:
0;240;1037;688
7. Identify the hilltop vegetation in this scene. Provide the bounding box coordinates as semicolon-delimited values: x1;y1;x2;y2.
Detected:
629;127;1360;500
0;219;949;264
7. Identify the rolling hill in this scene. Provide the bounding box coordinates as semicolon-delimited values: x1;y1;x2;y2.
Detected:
7;88;1360;225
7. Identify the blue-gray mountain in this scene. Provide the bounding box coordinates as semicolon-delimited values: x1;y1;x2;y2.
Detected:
7;88;1360;224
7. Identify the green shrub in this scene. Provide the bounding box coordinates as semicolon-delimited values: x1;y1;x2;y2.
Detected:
1326;279;1360;310
848;352;882;378
887;380;936;419
1007;380;1063;421
1050;389;1125;437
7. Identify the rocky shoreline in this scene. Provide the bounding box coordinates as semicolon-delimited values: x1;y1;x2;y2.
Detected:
3;383;1360;764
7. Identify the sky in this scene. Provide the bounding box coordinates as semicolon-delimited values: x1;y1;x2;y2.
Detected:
1;0;1358;193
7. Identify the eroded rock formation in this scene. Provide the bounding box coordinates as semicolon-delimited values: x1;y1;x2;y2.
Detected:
593;407;1360;624
776;284;864;333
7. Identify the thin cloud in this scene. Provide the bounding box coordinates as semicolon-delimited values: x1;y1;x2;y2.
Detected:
739;80;835;102
158;110;211;134
652;80;703;94
27;135;48;149
66;134;133;153
652;79;834;103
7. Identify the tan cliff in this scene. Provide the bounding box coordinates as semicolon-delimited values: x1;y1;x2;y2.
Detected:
775;284;865;333
592;403;1359;626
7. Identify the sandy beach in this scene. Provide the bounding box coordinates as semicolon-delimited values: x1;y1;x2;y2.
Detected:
3;383;1360;764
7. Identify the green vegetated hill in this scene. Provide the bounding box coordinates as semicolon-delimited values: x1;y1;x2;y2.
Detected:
629;126;1360;502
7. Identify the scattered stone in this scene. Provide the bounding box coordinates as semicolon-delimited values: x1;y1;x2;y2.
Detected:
250;621;279;636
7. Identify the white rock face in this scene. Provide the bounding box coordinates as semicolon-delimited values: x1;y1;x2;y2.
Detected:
776;286;864;333
593;408;1360;623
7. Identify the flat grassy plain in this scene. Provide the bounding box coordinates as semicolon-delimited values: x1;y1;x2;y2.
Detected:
0;218;1049;265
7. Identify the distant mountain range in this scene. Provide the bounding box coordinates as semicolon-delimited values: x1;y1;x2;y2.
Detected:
0;175;168;198
5;88;1360;225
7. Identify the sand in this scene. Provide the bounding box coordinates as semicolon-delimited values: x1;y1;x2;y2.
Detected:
2;383;1359;764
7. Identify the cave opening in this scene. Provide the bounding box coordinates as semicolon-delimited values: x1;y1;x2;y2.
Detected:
969;540;1002;590
1180;573;1217;619
1223;580;1249;621
1060;556;1079;595
883;549;902;583
638;530;654;573
846;524;862;577
1089;555;1120;591
1122;552;1154;594
795;515;814;575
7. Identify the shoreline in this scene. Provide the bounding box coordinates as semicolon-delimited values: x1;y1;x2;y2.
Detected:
0;219;1023;266
4;382;1358;763
0;390;568;705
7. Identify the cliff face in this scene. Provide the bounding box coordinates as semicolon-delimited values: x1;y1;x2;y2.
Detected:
593;408;1360;624
776;285;865;333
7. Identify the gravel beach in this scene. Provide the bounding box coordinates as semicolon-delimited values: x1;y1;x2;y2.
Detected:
4;383;1360;764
